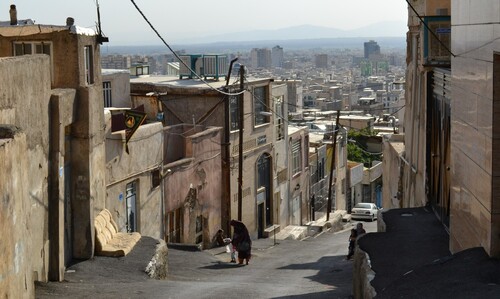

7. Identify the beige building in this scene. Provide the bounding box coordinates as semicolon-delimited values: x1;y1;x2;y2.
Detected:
388;0;500;257
130;75;283;239
102;69;132;108
288;126;311;225
0;19;106;297
104;110;164;239
449;0;500;257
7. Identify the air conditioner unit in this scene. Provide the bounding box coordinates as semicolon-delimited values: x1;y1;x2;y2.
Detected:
179;54;228;80
423;16;451;66
202;55;228;80
179;54;202;79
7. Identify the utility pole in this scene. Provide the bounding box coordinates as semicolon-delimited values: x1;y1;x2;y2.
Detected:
326;110;341;221
222;58;238;233
237;65;245;221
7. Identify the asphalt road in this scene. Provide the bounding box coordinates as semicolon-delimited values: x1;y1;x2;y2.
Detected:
36;221;377;299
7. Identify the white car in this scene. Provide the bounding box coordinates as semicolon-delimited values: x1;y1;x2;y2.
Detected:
351;203;379;221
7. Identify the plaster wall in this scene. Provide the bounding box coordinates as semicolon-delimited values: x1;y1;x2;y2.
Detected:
382;137;404;209
0;129;33;298
105;113;163;238
0;55;52;296
130;79;276;238
102;70;131;108
164;126;223;247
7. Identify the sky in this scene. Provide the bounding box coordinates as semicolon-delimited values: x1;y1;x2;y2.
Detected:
1;0;408;45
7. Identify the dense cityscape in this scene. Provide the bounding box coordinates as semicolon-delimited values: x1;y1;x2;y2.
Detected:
2;1;500;298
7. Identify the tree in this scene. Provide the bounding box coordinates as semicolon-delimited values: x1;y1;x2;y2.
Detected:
347;128;381;167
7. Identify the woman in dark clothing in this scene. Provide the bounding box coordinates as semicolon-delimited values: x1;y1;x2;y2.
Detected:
230;219;252;265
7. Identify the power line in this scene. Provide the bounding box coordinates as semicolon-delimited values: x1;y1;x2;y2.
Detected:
405;0;455;58
129;0;244;97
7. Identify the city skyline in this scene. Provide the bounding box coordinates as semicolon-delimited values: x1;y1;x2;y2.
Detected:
2;0;408;45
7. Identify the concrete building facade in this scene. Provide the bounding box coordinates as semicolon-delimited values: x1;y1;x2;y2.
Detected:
272;45;284;68
163;125;223;248
0;21;106;297
129;76;282;239
449;0;500;257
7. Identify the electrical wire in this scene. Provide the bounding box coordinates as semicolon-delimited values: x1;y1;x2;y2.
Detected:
455;36;500;57
405;0;455;58
129;0;244;97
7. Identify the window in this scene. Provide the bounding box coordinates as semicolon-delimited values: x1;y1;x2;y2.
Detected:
292;139;302;175
13;41;53;81
84;45;94;85
13;41;51;56
103;81;112;107
151;169;160;189
319;158;325;179
229;95;240;131
253;86;269;126
275;96;284;141
304;136;309;167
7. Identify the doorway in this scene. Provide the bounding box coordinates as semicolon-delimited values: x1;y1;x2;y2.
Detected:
126;181;137;232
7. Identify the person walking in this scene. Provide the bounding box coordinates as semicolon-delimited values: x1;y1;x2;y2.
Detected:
230;219;252;265
346;229;358;260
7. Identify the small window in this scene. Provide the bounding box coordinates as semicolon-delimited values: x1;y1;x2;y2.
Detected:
103;81;112;107
13;41;53;82
253;86;270;126
292;139;302;175
275;96;284;141
229;95;240;131
151;169;160;189
84;45;94;85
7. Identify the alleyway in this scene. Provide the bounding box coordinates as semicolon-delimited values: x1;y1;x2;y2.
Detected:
36;221;376;299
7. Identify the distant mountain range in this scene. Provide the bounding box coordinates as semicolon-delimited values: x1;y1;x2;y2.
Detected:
176;22;407;44
104;22;407;54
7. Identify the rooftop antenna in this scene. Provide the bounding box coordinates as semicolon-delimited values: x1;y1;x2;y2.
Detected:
95;0;109;44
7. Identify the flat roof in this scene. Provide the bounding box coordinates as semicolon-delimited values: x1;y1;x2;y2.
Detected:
0;23;96;36
288;125;307;135
131;75;272;89
102;69;131;76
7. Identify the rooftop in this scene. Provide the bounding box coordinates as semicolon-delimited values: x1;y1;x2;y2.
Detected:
131;75;272;89
0;23;96;36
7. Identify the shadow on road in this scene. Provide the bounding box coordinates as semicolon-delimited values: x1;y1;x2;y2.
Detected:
199;262;246;270
276;255;353;298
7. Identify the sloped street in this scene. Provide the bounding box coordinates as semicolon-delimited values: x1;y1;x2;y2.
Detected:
36;221;376;299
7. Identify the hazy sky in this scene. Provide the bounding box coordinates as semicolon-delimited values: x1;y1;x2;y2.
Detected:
2;0;408;45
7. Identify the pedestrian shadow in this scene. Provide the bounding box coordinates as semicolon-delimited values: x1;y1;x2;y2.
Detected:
199;262;246;270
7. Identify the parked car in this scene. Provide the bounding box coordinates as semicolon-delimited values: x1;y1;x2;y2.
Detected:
351;203;379;221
